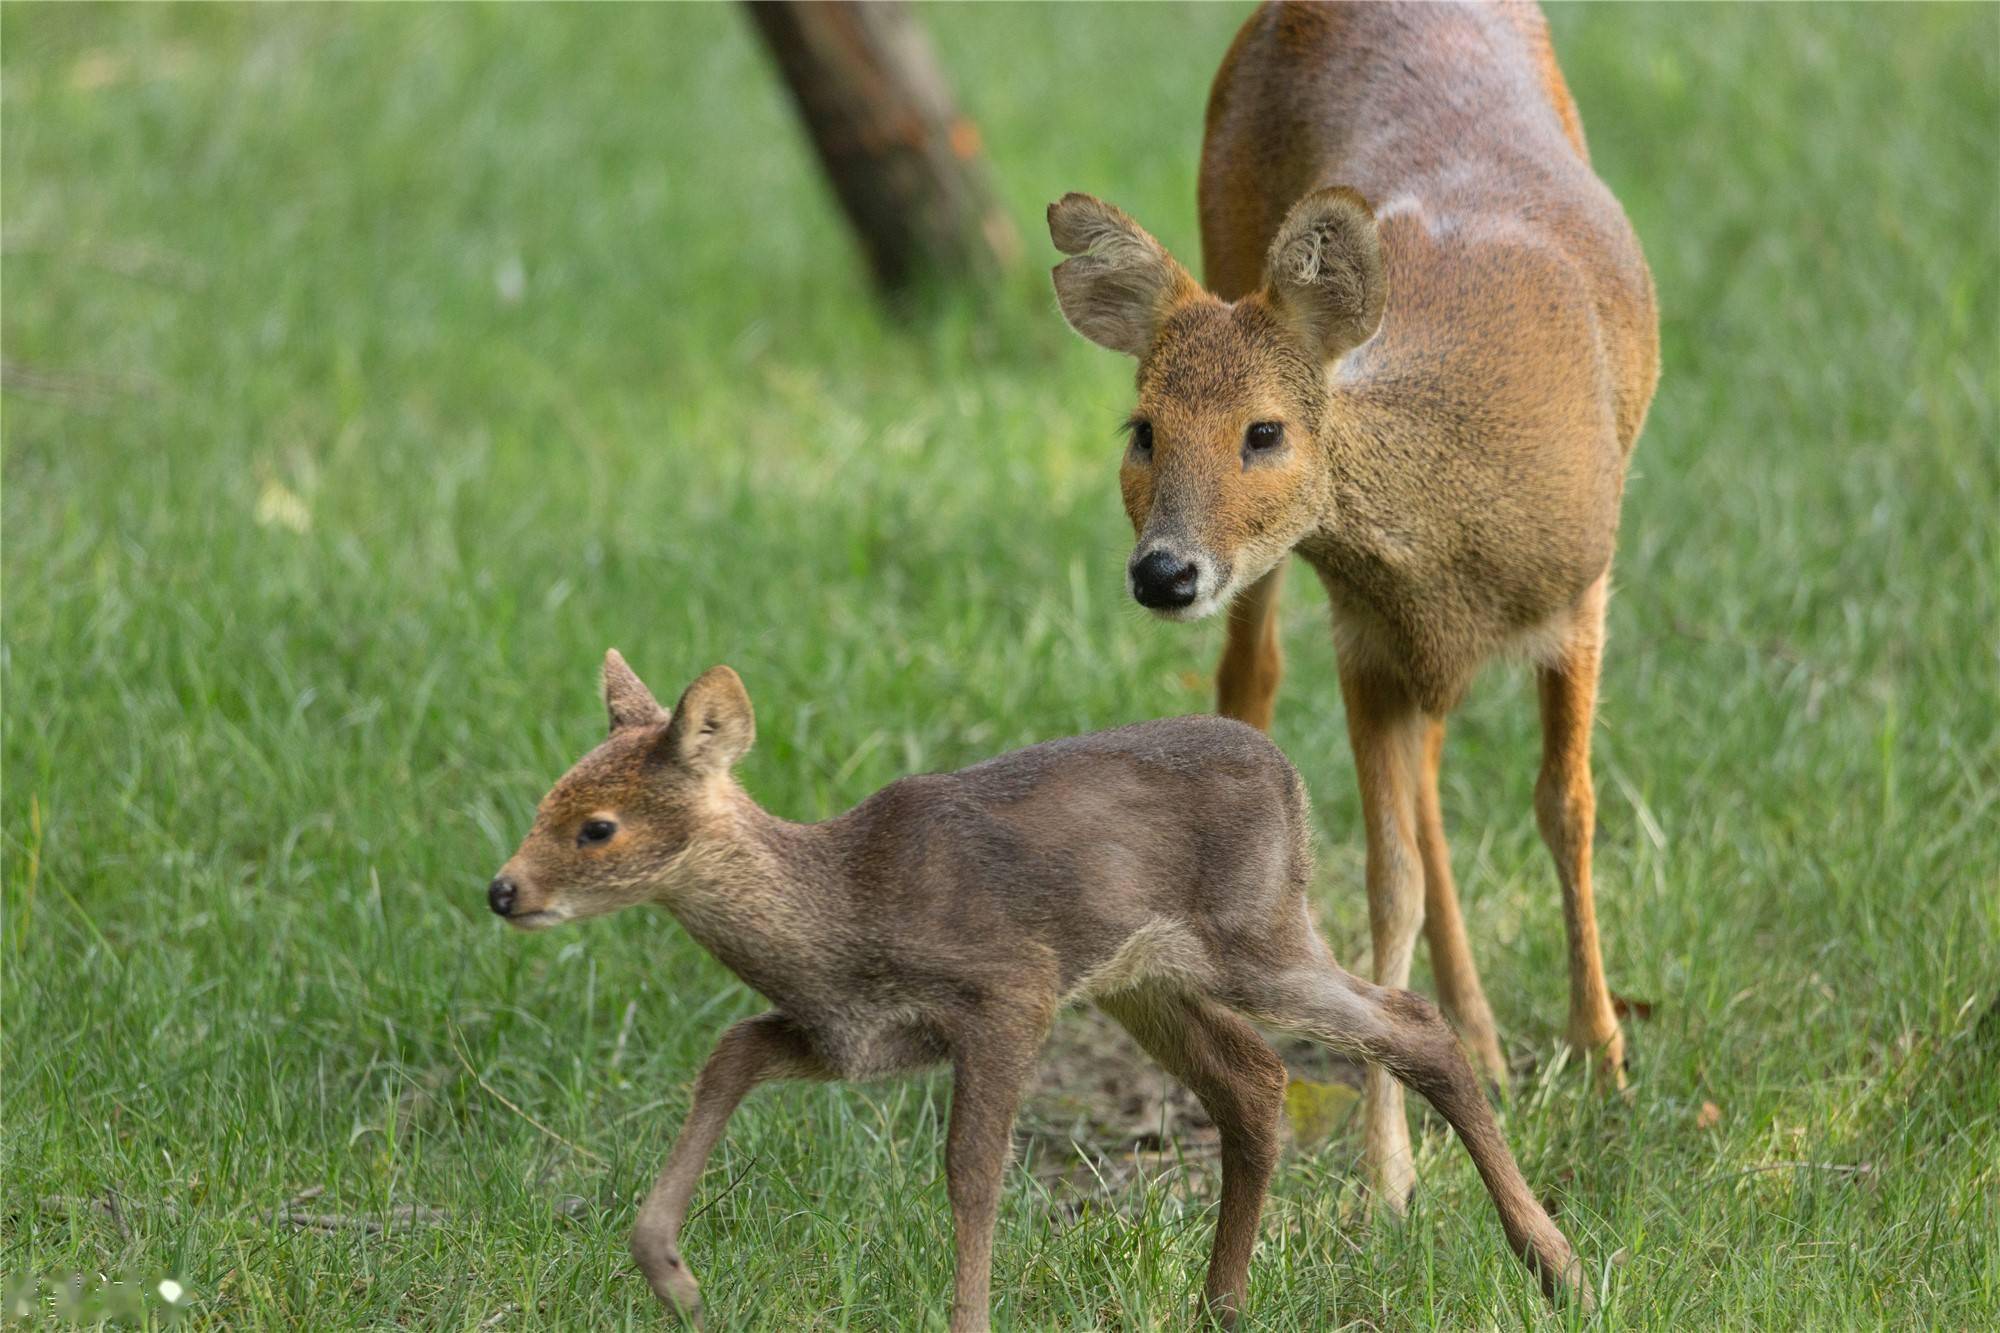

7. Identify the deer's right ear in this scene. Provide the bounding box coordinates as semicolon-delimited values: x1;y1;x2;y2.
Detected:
663;666;755;775
1048;193;1195;359
604;648;668;734
1262;186;1386;360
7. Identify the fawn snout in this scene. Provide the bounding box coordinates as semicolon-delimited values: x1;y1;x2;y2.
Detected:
484;863;563;928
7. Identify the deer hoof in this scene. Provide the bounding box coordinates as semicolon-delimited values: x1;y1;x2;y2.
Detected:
1567;1022;1628;1092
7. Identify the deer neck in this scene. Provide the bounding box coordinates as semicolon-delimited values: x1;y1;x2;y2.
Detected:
1299;388;1429;588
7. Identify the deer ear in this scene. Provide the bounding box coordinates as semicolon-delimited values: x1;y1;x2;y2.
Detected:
1048;193;1196;358
663;666;755;774
1262;187;1386;360
603;648;668;734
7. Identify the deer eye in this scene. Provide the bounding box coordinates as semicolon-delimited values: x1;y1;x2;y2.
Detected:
1245;421;1284;452
1126;418;1154;457
578;819;617;847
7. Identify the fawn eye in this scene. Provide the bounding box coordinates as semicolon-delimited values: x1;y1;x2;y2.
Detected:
1245;421;1284;452
1127;418;1154;456
578;819;617;847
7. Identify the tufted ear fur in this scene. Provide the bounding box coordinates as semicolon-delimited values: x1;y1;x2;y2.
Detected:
1262;187;1387;360
604;648;669;734
663;666;755;775
1047;193;1197;358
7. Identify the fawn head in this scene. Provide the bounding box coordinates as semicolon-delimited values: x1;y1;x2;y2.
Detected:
1048;188;1385;619
488;651;754;929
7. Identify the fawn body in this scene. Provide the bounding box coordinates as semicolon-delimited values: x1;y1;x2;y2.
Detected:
1048;0;1659;1205
490;652;1586;1329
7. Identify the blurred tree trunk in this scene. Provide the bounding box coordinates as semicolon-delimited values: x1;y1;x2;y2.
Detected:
744;0;1019;302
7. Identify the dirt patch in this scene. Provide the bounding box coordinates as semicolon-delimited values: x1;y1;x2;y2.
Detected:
1017;1006;1365;1207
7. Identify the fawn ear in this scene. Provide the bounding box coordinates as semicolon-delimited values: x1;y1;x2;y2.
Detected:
1048;193;1196;358
1262;187;1386;360
663;666;755;774
604;648;669;734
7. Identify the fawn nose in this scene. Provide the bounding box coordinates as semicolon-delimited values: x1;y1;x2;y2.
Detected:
1130;548;1199;609
487;876;518;917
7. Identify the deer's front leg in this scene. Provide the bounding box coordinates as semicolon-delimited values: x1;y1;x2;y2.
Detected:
632;1012;828;1325
1535;574;1625;1087
1216;564;1286;731
1339;664;1429;1213
943;1038;1038;1333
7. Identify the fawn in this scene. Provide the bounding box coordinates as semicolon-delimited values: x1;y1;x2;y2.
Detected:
488;651;1588;1329
1048;0;1660;1208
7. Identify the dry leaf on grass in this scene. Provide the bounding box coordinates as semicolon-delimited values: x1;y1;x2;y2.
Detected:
1284;1078;1360;1147
1611;992;1657;1021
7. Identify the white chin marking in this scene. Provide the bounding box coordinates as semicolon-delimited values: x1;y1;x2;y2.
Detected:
1147;591;1228;623
507;909;568;931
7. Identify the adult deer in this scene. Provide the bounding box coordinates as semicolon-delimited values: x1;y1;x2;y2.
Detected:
1048;0;1658;1206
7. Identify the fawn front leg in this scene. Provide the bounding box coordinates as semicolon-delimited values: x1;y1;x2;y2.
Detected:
944;1041;1037;1333
631;1013;828;1325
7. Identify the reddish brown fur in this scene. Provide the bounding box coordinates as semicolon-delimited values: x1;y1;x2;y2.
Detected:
1049;0;1658;1207
490;652;1590;1328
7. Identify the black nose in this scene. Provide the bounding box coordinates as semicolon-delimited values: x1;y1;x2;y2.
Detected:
487;876;517;916
1130;549;1199;609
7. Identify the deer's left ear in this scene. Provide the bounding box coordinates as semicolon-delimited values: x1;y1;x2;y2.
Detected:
604;648;669;734
1262;186;1386;360
663;666;755;773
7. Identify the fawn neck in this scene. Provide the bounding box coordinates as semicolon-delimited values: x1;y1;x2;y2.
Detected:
653;785;847;1006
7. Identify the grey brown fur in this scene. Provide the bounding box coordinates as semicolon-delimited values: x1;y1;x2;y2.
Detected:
490;652;1588;1329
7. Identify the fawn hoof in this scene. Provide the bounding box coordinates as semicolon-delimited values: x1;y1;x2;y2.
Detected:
659;1263;704;1329
1197;1289;1246;1330
1544;1252;1594;1315
633;1232;704;1326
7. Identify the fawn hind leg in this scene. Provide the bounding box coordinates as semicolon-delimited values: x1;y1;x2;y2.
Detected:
1098;989;1286;1327
1417;717;1508;1086
1222;946;1587;1307
632;1013;831;1325
1536;574;1625;1085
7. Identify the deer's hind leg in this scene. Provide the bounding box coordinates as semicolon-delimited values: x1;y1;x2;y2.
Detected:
1097;989;1287;1327
1536;574;1625;1085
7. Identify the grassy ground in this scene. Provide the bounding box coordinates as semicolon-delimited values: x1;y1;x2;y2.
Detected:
4;2;1996;1328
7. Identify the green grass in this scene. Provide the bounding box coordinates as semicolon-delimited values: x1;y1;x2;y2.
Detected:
4;2;1996;1328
